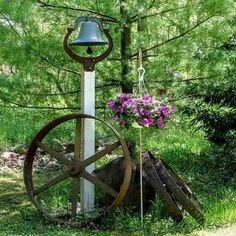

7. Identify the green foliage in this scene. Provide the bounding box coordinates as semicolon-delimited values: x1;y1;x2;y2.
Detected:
179;14;236;176
0;0;235;109
0;1;236;234
0;123;236;235
0;107;63;148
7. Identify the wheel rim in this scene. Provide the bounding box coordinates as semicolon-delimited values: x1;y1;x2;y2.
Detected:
154;159;204;221
24;113;132;224
142;154;183;222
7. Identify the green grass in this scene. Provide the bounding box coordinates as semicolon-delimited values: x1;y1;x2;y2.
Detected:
0;116;236;235
0;108;64;149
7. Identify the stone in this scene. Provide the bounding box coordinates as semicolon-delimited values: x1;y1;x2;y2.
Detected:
1;151;20;160
12;144;27;155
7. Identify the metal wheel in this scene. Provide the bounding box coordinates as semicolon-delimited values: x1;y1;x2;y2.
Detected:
148;151;193;198
154;159;204;221
142;153;183;222
24;113;132;224
160;159;192;198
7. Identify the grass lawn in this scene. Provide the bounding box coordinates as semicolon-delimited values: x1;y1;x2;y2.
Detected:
0;122;236;235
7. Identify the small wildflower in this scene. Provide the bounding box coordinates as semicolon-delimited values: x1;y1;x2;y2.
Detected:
107;100;115;107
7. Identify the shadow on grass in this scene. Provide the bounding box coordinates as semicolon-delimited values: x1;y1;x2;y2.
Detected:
0;143;235;235
0;172;98;235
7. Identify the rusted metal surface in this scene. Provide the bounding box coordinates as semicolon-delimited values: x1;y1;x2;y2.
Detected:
24;113;132;224
63;28;113;71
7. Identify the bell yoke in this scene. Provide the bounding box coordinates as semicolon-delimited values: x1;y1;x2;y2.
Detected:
63;16;113;71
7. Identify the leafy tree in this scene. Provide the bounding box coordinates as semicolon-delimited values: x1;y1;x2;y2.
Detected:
181;15;236;175
0;1;235;165
0;0;234;112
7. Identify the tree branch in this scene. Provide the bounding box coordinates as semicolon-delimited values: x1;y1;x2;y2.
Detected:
24;82;121;97
131;5;188;22
1;14;80;76
0;14;22;38
36;0;118;23
1;100;106;110
142;76;216;85
130;16;214;58
108;58;121;61
39;55;81;76
147;0;157;10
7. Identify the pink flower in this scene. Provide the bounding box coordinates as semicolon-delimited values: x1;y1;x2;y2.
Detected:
132;108;139;114
161;106;169;117
122;102;128;107
118;107;124;113
140;110;145;116
138;118;154;127
154;107;160;114
143;94;151;100
147;118;154;126
138;119;147;126
143;100;153;106
107;92;174;130
114;115;120;121
145;110;151;116
162;109;169;117
158;117;164;129
107;100;115;107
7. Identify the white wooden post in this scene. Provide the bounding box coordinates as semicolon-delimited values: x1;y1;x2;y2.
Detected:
80;70;95;212
63;21;112;215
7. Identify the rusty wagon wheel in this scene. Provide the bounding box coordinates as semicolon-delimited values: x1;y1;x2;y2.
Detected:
154;159;204;221
160;159;192;198
148;151;193;198
24;113;132;224
142;153;183;222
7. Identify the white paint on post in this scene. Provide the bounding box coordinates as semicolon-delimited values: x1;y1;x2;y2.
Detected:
80;70;95;212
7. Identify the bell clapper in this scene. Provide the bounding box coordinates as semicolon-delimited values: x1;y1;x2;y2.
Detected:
86;46;93;54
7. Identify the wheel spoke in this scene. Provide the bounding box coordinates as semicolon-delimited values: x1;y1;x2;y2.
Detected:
36;140;71;166
81;171;118;198
71;177;79;220
33;170;70;196
83;141;121;167
74;118;82;161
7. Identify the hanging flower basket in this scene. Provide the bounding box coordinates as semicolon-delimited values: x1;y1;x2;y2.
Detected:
107;93;175;129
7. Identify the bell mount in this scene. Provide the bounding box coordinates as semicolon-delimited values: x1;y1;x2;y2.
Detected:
63;17;113;71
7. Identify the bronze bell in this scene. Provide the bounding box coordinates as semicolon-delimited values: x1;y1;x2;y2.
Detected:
70;20;108;46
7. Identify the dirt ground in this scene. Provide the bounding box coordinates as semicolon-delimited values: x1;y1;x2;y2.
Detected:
193;226;236;236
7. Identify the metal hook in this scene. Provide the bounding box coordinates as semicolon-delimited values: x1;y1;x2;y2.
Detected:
138;67;145;81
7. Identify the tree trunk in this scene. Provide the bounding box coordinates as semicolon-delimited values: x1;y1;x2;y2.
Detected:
120;0;133;93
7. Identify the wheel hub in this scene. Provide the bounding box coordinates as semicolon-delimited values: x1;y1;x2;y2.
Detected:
68;162;82;176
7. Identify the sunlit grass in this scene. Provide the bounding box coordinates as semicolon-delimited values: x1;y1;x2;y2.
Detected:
0;116;236;235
